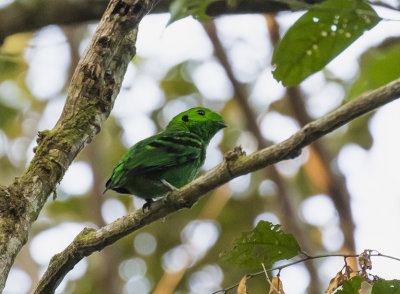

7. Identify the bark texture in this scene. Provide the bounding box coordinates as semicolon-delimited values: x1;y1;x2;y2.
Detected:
0;0;158;291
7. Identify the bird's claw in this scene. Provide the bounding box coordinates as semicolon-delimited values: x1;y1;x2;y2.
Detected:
142;198;153;212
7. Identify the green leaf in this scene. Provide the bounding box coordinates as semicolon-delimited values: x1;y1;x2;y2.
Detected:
348;37;400;100
168;0;218;25
372;280;400;294
0;101;17;128
273;0;380;86
342;114;373;150
224;220;301;268
160;61;199;98
47;195;89;221
0;55;18;79
335;276;364;294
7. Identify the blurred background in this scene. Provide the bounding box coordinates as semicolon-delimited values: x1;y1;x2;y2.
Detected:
1;1;400;293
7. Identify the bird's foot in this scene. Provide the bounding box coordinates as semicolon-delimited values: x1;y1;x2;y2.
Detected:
161;179;177;192
163;194;173;207
142;198;154;212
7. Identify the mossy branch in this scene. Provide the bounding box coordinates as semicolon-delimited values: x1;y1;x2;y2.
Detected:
0;0;158;291
34;78;400;293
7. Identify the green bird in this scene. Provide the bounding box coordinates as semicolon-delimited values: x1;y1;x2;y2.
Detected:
104;107;226;210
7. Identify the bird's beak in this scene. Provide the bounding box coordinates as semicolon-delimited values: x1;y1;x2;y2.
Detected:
217;121;228;128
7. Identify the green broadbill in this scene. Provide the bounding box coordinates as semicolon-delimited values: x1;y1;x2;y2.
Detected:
104;107;226;209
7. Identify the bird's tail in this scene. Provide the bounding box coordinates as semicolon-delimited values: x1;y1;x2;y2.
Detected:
103;179;111;194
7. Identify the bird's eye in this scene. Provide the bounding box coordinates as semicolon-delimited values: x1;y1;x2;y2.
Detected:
197;110;205;116
182;115;189;122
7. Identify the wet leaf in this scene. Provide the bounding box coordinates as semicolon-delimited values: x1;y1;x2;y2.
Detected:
224;221;301;269
372;280;400;294
273;0;380;86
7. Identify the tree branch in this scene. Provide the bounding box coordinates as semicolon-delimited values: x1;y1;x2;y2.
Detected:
0;0;158;291
0;0;324;44
202;20;321;293
34;77;400;293
265;11;357;267
286;87;357;255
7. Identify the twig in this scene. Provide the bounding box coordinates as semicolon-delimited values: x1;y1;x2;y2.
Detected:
371;251;400;262
34;77;400;293
262;262;270;282
212;251;400;293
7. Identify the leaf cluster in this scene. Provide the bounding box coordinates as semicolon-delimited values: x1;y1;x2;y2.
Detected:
168;0;386;87
223;220;300;268
222;223;400;293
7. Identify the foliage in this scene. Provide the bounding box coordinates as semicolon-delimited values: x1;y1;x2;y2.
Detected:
348;37;400;100
224;221;300;268
168;0;218;25
272;0;380;86
334;276;364;294
160;61;199;98
372;280;400;294
330;279;400;294
0;101;17;128
223;236;400;293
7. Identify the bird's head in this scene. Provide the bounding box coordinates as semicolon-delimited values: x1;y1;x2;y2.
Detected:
167;107;227;144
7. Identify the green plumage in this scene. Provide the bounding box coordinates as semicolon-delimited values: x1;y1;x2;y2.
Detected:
104;107;226;208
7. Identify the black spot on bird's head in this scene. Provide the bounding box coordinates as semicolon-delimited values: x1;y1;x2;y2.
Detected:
167;107;226;143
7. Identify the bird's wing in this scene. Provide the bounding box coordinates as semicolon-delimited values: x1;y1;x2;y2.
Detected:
107;131;204;187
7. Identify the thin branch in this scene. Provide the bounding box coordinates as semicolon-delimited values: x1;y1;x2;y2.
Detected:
376;253;400;262
261;262;270;282
368;250;400;262
34;77;400;293
213;251;400;293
